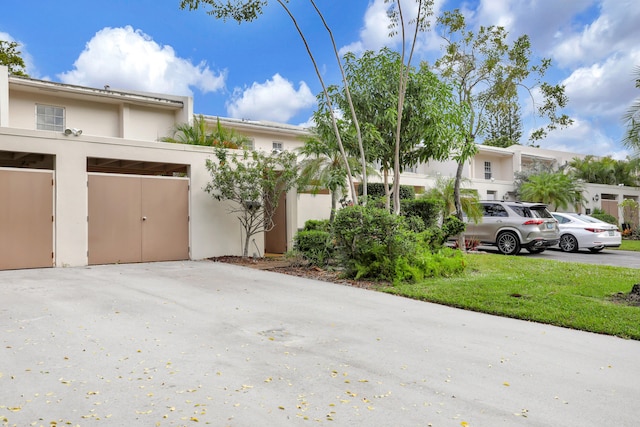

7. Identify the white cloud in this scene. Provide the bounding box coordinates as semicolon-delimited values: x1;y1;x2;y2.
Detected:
562;51;640;120
226;74;315;122
551;0;640;67
339;0;447;57
58;26;225;96
535;117;630;159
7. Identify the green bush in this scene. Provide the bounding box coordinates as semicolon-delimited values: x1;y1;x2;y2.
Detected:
360;183;415;200
293;229;332;266
394;247;466;283
332;205;416;280
401;197;443;229
302;219;331;232
591;208;618;225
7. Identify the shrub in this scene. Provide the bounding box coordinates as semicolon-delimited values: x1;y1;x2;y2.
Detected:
591;208;618;225
332;205;415;280
394;247;467;283
302;219;331;232
360;183;415;200
293;229;333;266
400;197;443;229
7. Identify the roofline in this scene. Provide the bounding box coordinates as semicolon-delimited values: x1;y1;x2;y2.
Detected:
206;115;311;137
8;74;186;109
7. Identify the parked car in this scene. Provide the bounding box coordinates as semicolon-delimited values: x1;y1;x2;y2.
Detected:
463;201;560;255
550;212;621;253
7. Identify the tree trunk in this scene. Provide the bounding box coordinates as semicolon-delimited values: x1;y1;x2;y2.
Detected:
243;232;251;258
454;160;466;250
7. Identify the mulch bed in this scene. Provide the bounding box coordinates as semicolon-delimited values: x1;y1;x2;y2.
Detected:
208;256;383;290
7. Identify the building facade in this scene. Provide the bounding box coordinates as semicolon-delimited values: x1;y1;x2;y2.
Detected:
1;66;638;270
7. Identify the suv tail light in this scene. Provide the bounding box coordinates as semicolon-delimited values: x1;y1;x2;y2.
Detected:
523;219;545;225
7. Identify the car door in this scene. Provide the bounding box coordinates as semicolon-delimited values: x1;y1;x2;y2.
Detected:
465;203;508;243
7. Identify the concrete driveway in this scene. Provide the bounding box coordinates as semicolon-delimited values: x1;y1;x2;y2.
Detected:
1;261;638;426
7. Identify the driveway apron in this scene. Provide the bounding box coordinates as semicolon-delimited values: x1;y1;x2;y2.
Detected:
1;261;638;426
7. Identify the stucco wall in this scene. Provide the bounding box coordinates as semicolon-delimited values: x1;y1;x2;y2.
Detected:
0;128;290;267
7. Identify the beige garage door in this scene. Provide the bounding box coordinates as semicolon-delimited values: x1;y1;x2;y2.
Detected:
0;168;54;270
88;173;189;265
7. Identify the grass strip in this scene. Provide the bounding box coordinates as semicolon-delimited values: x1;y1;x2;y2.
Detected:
381;253;640;340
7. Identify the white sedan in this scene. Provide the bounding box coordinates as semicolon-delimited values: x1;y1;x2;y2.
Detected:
551;212;622;253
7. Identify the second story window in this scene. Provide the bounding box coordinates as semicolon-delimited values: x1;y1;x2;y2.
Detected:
272;141;283;152
36;104;65;132
484;161;492;180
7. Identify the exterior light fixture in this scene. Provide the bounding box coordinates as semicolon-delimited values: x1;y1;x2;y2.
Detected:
64;128;82;136
592;194;600;202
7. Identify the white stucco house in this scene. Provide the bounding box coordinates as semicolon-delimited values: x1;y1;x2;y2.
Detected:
1;65;638;270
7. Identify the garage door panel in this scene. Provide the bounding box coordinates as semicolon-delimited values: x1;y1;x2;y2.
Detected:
141;177;189;262
0;169;53;270
88;174;142;265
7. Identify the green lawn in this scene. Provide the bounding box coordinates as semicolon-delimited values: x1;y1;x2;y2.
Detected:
380;253;640;340
618;239;640;252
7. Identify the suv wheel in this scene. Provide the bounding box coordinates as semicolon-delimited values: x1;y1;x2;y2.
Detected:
559;234;579;252
496;231;521;255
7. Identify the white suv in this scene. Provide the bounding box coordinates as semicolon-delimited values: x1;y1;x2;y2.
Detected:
464;201;560;255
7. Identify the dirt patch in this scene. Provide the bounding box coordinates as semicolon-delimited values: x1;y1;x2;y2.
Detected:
209;256;384;290
611;284;640;307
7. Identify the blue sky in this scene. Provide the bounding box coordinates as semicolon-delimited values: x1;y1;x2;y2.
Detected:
2;0;639;158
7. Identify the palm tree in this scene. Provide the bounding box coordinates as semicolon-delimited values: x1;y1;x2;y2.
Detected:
162;114;212;146
297;120;370;223
519;172;585;211
622;66;640;153
161;115;249;149
424;176;482;223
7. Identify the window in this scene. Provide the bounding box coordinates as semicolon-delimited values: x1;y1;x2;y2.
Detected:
272;141;283;151
482;203;507;217
246;138;255;150
36;104;65;131
484;161;492;180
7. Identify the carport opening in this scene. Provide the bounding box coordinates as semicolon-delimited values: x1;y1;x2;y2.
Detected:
87;157;188;176
0;150;54;170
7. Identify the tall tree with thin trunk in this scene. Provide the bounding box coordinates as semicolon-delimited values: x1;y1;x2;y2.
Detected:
179;0;368;205
386;0;435;214
435;9;572;226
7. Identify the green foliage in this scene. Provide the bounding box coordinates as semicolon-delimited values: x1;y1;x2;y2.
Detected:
332;205;415;281
622;66;640;153
394;247;467;284
424;176;482;223
0;40;28;76
302;219;330;232
321;47;467;212
591;209;618;226
332;205;467;282
519;171;585;210
400;197;443;229
293;230;332;266
360;183;415;200
569;155;640;187
162;115;250;148
204;147;299;257
417;215;466;249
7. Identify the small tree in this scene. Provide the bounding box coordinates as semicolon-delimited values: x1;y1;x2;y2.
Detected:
0;40;28;76
205;148;299;258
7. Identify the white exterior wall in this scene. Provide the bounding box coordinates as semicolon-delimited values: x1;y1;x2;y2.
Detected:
0;128;246;266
